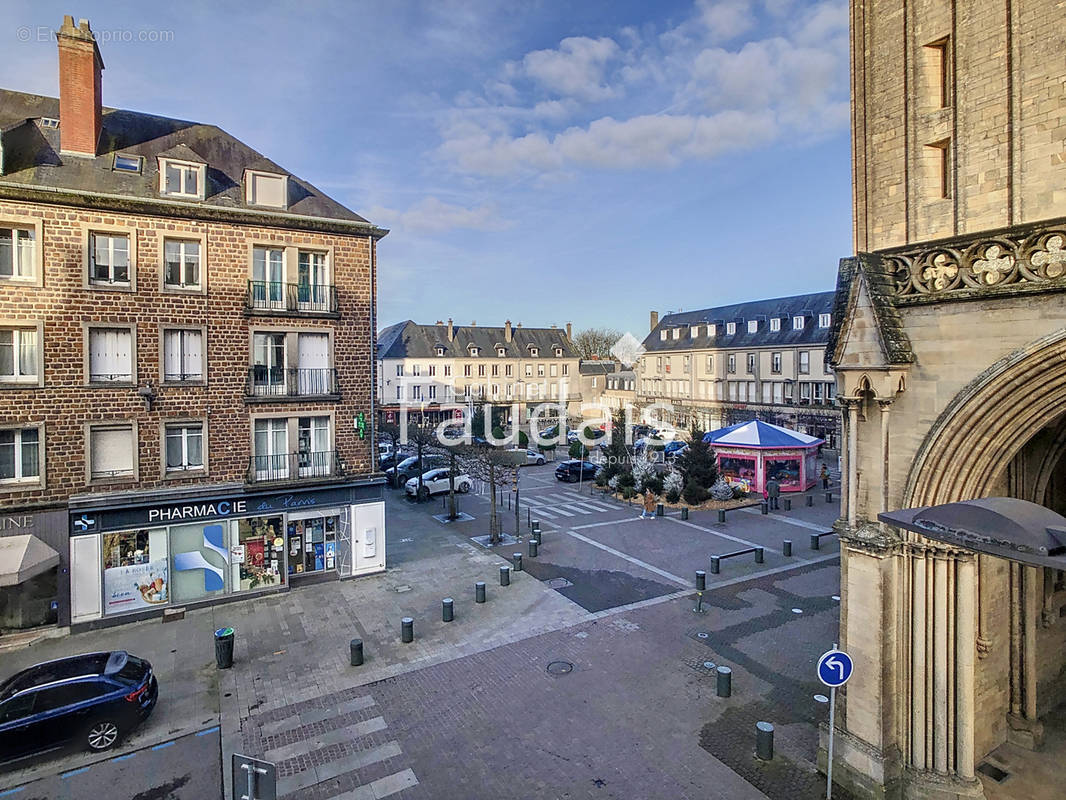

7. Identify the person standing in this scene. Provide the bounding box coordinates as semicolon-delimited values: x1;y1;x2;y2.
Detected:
820;463;830;490
766;477;781;510
641;488;657;519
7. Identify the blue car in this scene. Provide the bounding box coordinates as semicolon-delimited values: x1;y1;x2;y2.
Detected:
0;651;158;762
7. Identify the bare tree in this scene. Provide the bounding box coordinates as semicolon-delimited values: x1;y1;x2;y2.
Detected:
378;419;402;472
461;444;520;544
571;327;622;360
405;414;443;499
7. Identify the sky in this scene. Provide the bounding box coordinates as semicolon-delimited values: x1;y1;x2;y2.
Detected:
4;0;853;337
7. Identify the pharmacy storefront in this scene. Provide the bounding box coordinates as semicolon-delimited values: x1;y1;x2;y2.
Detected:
67;483;385;627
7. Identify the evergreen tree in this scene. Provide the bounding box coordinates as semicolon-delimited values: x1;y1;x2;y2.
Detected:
676;427;718;489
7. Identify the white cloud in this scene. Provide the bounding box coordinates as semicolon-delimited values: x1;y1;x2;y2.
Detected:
695;0;756;43
369;197;512;233
521;36;621;101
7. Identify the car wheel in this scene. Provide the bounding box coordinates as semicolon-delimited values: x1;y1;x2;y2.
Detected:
458;482;470;493
85;718;121;752
536;457;545;465
417;486;430;501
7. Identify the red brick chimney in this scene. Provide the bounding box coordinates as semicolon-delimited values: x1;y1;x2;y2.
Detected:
57;16;104;156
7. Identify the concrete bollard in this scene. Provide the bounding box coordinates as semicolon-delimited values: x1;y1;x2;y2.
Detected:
531;520;540;535
681;507;689;520
710;555;721;574
695;570;706;591
806;494;814;507
401;617;414;643
500;565;511;586
783;539;793;557
810;532;820;550
656;503;664;517
718;509;726;523
754;546;764;564
716;665;732;697
475;581;486;603
825;491;833;503
755;722;775;760
350;638;364;666
761;502;768;515
532;528;541;544
442;598;454;622
783;498;792;511
512;553;523;571
528;538;538;558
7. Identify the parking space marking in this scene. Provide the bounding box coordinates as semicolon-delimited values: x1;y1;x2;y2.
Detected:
110;753;137;762
195;725;220;736
663;516;761;549
738;506;831;532
151;741;175;751
61;767;91;779
572;517;645;530
564;529;688;586
0;787;24;796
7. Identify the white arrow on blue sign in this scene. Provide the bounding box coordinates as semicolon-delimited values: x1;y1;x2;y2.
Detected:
817;649;854;687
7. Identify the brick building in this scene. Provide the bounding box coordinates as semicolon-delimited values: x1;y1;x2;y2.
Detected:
0;17;387;631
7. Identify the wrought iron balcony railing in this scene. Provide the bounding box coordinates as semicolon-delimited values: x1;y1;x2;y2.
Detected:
246;450;339;483
245;281;339;314
246;367;339;399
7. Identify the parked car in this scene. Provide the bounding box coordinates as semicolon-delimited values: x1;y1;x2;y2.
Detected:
378;449;409;472
386;454;448;486
664;441;689;461
0;651;158;763
506;447;546;466
405;468;472;499
555;460;599;482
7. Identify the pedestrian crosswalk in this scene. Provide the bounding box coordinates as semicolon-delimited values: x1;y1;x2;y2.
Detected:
520;492;616;520
246;688;420;800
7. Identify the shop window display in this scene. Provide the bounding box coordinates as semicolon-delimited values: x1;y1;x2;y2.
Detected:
765;457;802;490
236;516;285;591
170;522;230;603
719;455;757;493
102;529;169;614
288;515;338;574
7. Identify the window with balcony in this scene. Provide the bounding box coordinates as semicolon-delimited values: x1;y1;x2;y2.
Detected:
89;233;130;287
251;246;285;310
165;423;204;473
162;329;204;384
0;226;36;281
252;333;286;396
296;251;332;313
163;239;201;290
88;423;136;481
0;328;39;384
88;327;134;385
253;418;288;480
296;333;332;395
0;427;41;485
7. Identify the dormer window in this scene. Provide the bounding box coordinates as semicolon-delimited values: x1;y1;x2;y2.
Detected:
793;315;806;330
497;347;506;357
159;159;205;199
708;324;716;336
726;322;736;335
468;346;480;357
691;325;700;338
672;328;681;340
246;170;289;209
659;330;667;341
770;317;781;332
819;313;831;328
747;320;758;333
435;347;445;357
529;346;539;358
554;347;562;357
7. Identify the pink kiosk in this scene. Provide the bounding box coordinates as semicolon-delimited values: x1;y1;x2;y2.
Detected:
703;420;824;494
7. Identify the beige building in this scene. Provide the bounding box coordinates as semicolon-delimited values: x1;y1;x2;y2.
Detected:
827;1;1066;798
637;293;840;445
375;319;581;426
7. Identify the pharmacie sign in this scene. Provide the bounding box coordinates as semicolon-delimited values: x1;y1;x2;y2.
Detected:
71;487;352;534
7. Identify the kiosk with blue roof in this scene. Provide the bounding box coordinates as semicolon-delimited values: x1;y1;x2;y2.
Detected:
703;420;824;495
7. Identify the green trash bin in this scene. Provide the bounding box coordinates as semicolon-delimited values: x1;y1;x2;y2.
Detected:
214;627;235;669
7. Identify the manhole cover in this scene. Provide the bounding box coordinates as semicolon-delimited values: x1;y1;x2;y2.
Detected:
696;632;709;639
546;577;574;589
547;660;574;675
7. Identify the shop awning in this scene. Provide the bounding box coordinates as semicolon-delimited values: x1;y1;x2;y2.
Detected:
879;497;1066;570
0;534;60;587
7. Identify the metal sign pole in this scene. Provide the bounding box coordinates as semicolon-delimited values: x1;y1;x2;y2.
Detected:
827;685;836;800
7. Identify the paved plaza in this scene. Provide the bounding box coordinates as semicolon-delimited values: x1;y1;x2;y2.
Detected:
1;464;850;799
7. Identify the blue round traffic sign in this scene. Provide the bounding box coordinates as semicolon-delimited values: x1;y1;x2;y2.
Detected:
817;649;853;687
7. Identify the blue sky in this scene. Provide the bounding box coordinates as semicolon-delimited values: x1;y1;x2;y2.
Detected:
5;0;852;336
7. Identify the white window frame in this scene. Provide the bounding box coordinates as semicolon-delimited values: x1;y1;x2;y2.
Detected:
86;230;135;289
529;347;539;357
85;421;138;484
726;322;736;335
0;425;44;489
162;420;207;476
396;364;404;376
770;317;781;332
0;221;42;285
0;324;43;386
747;320;758;333
819;313;832;328
160;326;207;385
161;235;205;292
245;170;289;209
799;351;811;374
660;330;667;341
771;352;782;373
793;315;806;331
84;324;136;387
727;354;736;373
159;158;206;199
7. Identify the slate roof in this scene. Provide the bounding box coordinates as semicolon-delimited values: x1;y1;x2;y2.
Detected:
703;419;824;449
377;321;578;360
0;89;383;233
825;254;914;367
643;291;836;353
579;360;618;376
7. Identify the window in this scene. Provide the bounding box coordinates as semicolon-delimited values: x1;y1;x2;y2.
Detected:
469;347;480;357
819;313;831;328
929;139;951;199
428;385;436;399
0;328;38;383
591;377;597;388
463;364;471;377
88;328;134;384
524;364;532;377
410;384;421;400
727;354;736;374
0;226;36;280
708;324;716;336
660;330;667;341
162;329;203;383
706;355;713;371
89;424;136;481
550;364;558;377
926;38;950;108
799;351;811;374
746;354;755;374
89;233;130;286
530;347;539;357
726;322;736;335
562;364;568;377
497;347;506;357
771;352;782;373
113;153;141;173
683;355;691;373
443;365;452;377
435;347;445;357
396;364;404;376
412;364;420;377
395;386;401;400
165;423;204;473
246;171;288;208
428;365;436;377
0;428;40;484
251;246;284;308
505;364;512;377
747;320;758;333
770;317;781;332
672;329;680;340
801;382;812;400
554;347;563;357
477;364;486;377
793;315;805;330
253;418;289;479
160;160;203;198
163;239;201;289
691;325;700;338
537;364;545;377
491;364;499;377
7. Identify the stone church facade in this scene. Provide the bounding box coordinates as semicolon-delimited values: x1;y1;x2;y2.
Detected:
826;1;1066;799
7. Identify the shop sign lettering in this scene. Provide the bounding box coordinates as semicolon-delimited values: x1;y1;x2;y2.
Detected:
148;500;247;524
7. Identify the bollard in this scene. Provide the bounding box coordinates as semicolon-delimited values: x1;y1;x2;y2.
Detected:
532;528;541;544
783;539;793;557
825;491;833;503
442;598;454;622
475;581;486;603
532;520;541;535
716;665;732;697
401;617;414;643
718;509;726;523
528;538;539;558
350;638;364;667
810;532;820;550
755;721;775;760
754;546;764;564
681;507;689;520
696;570;706;591
783;498;792;511
500;565;511;586
761;502;768;515
806;494;814;507
710;555;721;574
512;552;523;571
656;503;664;517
